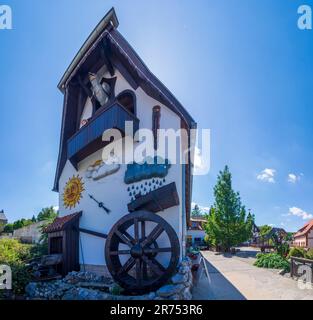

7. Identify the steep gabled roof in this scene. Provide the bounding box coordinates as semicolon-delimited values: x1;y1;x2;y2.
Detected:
294;219;313;238
253;223;260;233
106;29;195;126
53;8;196;192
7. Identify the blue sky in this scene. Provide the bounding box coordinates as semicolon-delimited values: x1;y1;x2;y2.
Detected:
0;0;312;231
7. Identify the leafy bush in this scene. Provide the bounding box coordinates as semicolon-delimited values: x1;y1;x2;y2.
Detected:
254;253;290;272
275;242;290;258
30;242;48;258
0;238;33;295
10;262;32;295
305;248;313;260
288;247;306;259
0;238;33;263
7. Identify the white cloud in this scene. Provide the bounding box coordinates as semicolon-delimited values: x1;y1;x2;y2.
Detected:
192;146;210;176
53;206;59;212
288;207;313;220
257;168;276;183
287;173;302;183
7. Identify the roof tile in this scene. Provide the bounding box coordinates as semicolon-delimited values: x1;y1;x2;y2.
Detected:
44;212;82;233
294;219;313;238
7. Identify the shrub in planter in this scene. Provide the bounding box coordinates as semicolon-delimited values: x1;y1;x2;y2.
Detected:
276;243;290;258
288;247;306;259
305;248;313;260
254;253;290;272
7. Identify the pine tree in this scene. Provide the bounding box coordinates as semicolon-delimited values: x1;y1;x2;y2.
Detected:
205;166;254;251
191;204;202;216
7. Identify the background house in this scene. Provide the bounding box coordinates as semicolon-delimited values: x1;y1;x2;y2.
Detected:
249;222;260;245
252;227;288;250
293;220;313;248
0;210;8;233
187;216;207;247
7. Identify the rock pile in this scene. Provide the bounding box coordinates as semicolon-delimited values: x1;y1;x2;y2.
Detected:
25;257;193;300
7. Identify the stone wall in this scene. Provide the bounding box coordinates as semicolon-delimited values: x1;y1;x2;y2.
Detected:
26;257;193;300
13;221;46;244
80;264;111;277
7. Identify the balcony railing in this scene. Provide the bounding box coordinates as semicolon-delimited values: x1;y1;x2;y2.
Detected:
67;102;139;167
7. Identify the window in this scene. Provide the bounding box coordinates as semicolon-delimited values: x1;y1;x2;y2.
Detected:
152;106;161;150
191;222;197;228
79;97;93;128
117;90;136;115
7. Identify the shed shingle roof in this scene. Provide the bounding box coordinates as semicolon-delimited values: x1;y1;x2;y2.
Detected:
44;212;82;233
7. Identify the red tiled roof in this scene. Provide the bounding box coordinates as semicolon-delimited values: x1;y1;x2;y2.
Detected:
294;219;313;238
44;212;82;233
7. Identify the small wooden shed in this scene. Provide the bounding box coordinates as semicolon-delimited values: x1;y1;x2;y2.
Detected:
44;212;82;275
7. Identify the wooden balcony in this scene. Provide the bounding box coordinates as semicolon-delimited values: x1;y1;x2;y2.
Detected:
67;102;139;167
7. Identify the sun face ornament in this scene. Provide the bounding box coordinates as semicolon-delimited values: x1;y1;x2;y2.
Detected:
63;175;85;209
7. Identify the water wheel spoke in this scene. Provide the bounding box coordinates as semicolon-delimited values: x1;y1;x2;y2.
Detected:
150;257;166;273
134;218;139;242
142;256;164;276
118;257;136;275
141;225;164;247
123;230;136;245
142;260;148;280
141;220;145;240
135;258;142;286
110;250;131;255
115;230;133;248
144;247;172;254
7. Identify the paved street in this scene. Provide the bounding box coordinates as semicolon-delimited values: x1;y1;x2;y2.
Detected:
192;249;313;300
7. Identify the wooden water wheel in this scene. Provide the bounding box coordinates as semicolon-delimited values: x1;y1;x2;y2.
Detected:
105;210;180;294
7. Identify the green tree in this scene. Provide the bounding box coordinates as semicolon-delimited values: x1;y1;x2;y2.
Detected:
12;218;33;230
3;223;14;233
205;166;254;251
31;215;36;223
37;207;58;246
37;206;58;222
259;225;272;237
192;204;202;216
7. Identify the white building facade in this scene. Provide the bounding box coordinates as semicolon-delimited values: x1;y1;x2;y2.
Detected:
49;9;196;293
